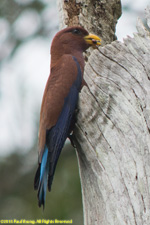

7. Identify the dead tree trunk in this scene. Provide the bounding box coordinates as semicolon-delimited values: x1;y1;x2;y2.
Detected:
57;1;150;224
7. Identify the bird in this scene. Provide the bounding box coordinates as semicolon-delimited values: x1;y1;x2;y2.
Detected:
34;26;101;208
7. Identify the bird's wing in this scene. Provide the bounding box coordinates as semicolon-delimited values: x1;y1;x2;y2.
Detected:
38;55;82;163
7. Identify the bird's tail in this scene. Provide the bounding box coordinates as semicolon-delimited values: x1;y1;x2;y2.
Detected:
34;146;48;208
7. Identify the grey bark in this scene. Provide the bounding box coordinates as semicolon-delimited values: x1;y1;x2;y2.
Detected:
57;0;121;44
57;1;150;224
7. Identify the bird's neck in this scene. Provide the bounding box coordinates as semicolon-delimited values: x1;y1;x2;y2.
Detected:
71;50;85;73
50;49;85;73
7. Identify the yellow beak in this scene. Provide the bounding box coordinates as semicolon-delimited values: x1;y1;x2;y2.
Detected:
84;33;101;47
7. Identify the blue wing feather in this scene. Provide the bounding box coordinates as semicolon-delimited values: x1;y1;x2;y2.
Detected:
38;147;48;207
36;56;82;207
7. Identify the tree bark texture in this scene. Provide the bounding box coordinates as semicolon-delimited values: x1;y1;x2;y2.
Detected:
57;0;122;44
57;1;150;224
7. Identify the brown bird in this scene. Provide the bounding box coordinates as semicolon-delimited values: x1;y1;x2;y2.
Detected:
34;26;101;208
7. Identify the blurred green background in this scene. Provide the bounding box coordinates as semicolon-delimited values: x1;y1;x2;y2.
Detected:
0;0;149;224
0;144;82;222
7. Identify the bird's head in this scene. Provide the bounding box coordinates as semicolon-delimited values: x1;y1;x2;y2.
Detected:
51;26;101;65
55;26;101;51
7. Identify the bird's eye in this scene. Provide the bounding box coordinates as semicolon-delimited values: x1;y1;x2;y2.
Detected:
72;29;81;35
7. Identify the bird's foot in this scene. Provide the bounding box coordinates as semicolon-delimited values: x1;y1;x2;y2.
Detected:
68;134;76;148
